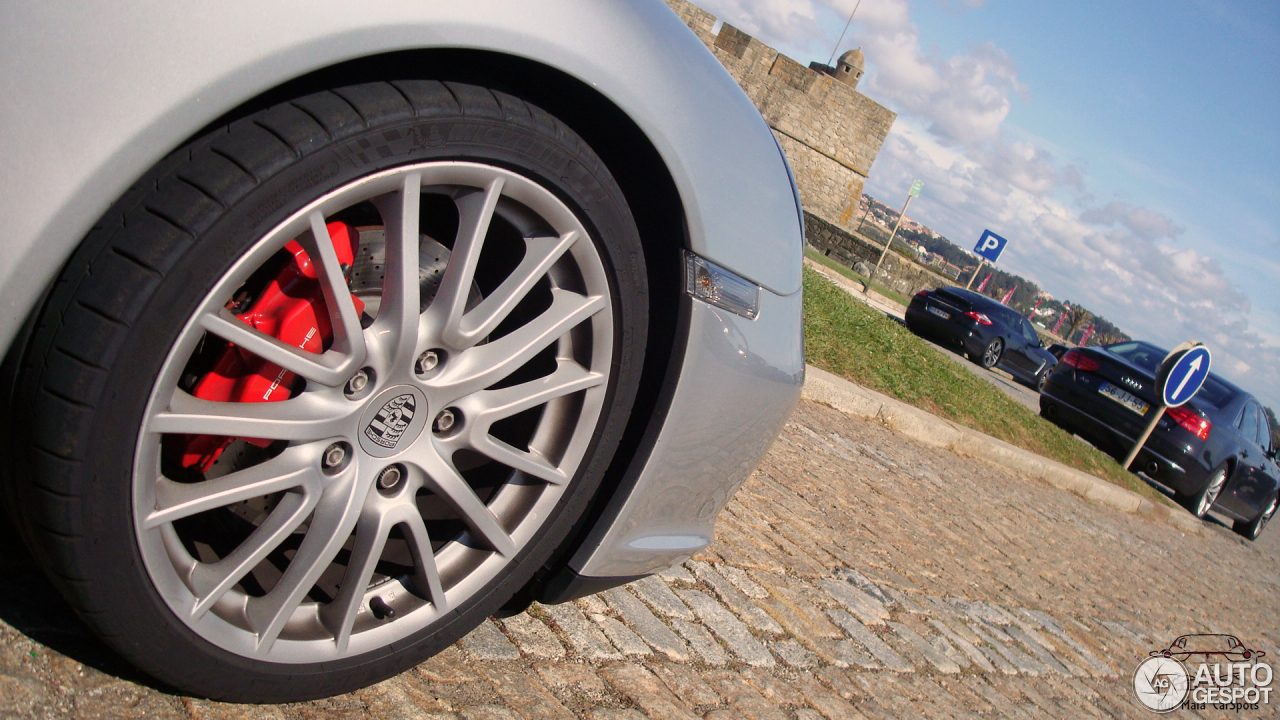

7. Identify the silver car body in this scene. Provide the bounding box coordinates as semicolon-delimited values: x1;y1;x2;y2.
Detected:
0;0;804;580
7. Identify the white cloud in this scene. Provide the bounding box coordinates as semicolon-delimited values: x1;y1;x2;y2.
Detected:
690;0;1280;408
696;0;822;45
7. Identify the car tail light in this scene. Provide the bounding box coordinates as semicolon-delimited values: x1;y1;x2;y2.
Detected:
1061;348;1101;372
964;311;993;325
915;289;928;297
1166;404;1211;440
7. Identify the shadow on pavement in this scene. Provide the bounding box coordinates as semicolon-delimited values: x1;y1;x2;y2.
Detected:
0;520;169;692
1138;473;1234;532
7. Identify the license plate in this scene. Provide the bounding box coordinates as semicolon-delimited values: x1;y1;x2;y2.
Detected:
1099;382;1149;416
927;306;949;319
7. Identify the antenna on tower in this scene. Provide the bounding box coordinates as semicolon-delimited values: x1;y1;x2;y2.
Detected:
827;0;864;67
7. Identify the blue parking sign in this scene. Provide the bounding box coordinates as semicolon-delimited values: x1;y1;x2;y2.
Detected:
973;230;1008;263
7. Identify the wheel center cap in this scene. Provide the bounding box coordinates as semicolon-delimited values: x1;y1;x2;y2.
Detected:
358;385;429;458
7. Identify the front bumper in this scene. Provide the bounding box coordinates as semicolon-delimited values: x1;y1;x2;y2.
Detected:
568;285;804;579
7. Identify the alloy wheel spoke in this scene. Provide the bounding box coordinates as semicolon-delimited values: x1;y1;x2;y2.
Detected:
150;390;350;441
448;233;577;348
245;473;369;653
296;210;368;364
470;436;567;486
436;289;605;400
370;173;423;364
430;178;504;347
405;445;515;557
472;359;603;425
321;505;394;654
198;309;360;388
144;446;322;529
187;489;318;619
401;512;447;613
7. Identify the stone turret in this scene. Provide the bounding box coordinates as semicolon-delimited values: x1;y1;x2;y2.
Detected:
662;0;896;232
834;48;865;89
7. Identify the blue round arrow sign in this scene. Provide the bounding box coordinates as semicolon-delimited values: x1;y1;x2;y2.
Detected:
1161;345;1212;407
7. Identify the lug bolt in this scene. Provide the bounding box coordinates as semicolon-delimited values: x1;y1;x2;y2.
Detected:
345;368;372;398
322;443;347;470
433;408;457;434
415;350;441;376
377;465;403;491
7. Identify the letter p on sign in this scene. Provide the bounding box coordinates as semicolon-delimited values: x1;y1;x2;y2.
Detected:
973;230;1008;263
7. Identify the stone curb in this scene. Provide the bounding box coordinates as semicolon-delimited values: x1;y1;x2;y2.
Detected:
801;364;1204;536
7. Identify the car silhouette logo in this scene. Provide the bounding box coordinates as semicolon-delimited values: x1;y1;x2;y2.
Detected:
1150;634;1267;663
364;394;416;449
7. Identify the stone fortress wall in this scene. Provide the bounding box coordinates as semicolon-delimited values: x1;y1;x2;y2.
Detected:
805;213;955;298
663;0;897;232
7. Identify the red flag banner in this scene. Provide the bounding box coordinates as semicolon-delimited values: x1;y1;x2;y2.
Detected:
977;273;992;292
1000;287;1015;304
1052;312;1066;334
1080;325;1095;346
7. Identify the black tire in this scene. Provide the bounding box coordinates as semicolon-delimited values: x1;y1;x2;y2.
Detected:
1233;493;1277;541
972;337;1003;369
1177;463;1230;519
5;81;646;701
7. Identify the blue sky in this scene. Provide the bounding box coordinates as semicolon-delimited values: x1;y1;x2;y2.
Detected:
694;0;1279;409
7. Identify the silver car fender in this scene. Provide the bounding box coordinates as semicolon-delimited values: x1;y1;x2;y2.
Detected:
0;0;802;354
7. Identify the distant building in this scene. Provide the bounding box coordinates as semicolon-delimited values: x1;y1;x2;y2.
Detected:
663;0;895;233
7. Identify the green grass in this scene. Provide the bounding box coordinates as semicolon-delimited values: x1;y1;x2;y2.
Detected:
804;249;913;307
802;267;1170;505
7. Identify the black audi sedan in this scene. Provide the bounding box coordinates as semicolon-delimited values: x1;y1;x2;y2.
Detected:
1039;340;1279;539
906;287;1058;390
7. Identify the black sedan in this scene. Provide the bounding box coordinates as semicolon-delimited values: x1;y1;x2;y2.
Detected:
906;287;1059;390
1039;340;1280;539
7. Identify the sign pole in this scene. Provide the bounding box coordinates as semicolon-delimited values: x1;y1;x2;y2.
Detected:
865;180;920;292
965;258;985;290
1122;406;1166;470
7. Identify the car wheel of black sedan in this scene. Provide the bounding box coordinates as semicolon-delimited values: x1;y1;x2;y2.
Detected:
1233;493;1277;540
1180;463;1229;519
972;337;1003;369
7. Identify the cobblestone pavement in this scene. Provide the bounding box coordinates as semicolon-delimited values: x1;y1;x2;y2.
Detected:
3;399;1278;718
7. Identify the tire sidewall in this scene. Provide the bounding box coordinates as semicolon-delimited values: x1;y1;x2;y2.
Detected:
56;104;645;700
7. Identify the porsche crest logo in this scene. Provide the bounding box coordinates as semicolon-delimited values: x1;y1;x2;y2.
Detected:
364;394;416;449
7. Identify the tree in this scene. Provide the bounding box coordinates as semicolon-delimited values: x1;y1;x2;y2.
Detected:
1090;331;1128;347
1062;305;1093;343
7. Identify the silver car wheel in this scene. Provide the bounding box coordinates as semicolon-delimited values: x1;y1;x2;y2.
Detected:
132;161;613;663
1195;467;1227;519
982;338;1003;368
1256;496;1278;536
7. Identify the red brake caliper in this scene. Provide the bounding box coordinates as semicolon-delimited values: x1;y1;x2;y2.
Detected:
180;222;366;471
